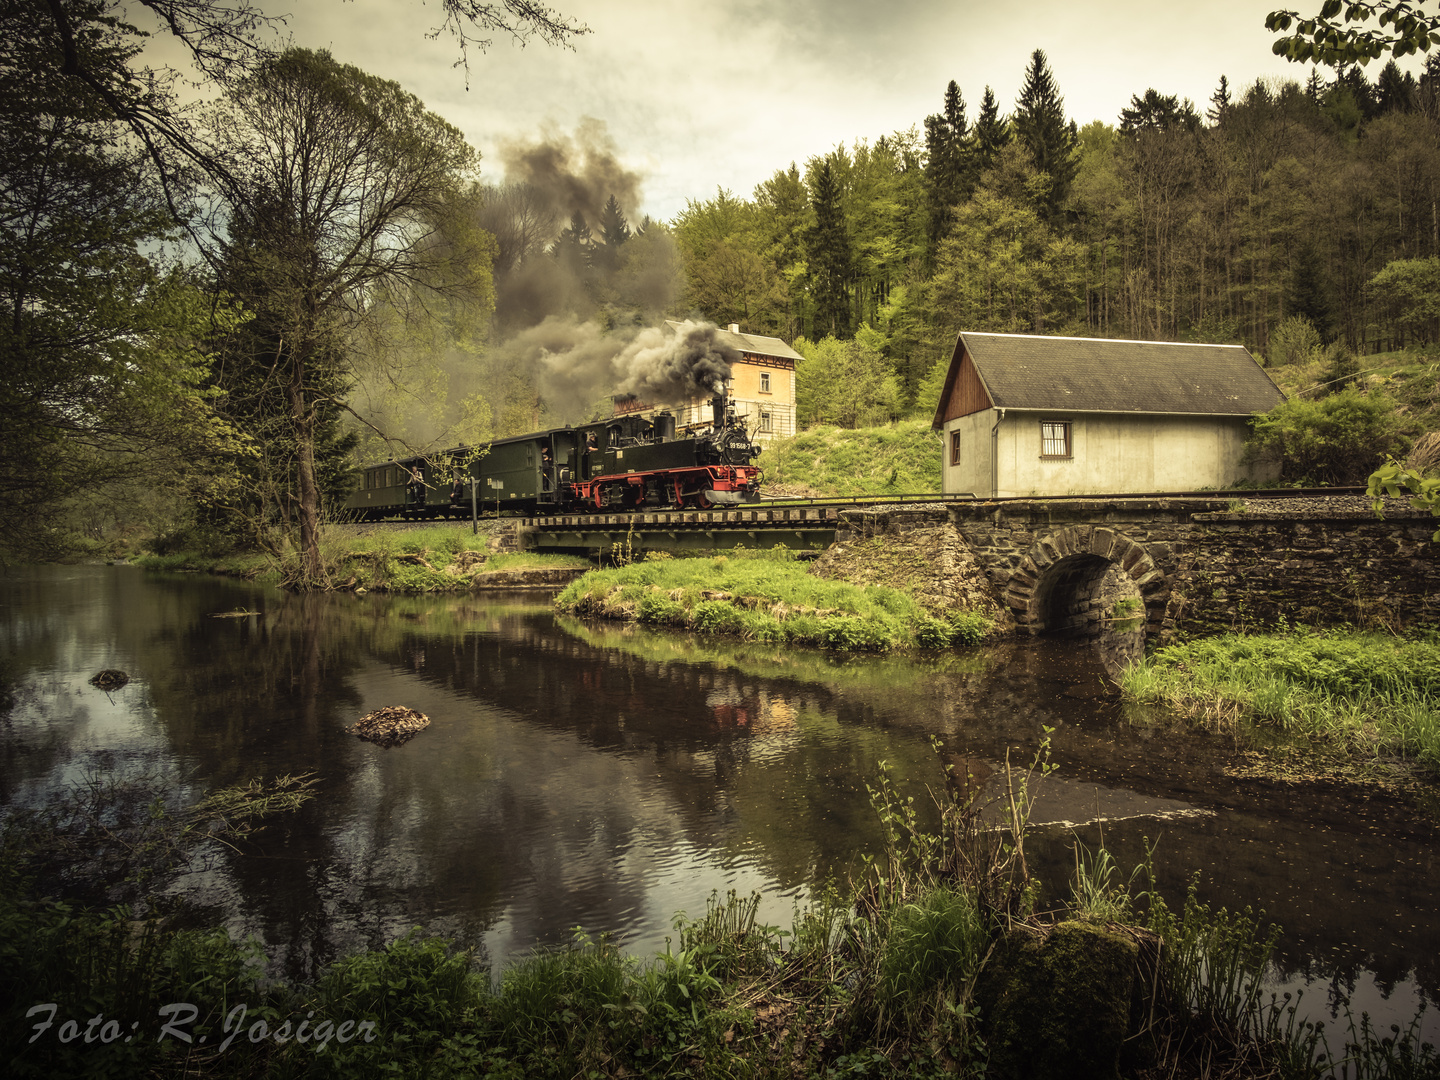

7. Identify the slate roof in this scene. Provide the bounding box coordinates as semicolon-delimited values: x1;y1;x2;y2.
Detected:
667;321;803;362
940;332;1285;423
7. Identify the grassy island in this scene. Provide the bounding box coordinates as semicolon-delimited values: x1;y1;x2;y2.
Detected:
554;550;992;652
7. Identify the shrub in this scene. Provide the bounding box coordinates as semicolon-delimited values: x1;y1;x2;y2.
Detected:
1264;315;1323;368
691;600;746;636
1244;388;1410;485
637;593;686;626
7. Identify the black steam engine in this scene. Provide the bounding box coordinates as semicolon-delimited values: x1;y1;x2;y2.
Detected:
343;392;763;520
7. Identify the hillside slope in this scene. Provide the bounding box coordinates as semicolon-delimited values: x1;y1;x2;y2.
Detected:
758;419;941;498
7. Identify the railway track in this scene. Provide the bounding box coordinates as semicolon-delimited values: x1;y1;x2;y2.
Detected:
339;486;1388;532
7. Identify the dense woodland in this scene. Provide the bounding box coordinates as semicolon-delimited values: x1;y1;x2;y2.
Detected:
664;51;1440;424
3;0;1439;565
462;50;1440;435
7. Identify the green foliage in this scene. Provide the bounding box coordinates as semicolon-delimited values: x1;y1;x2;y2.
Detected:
1266;314;1326;368
1068;840;1141;924
0;1;251;559
1369;456;1440;539
1245;388;1410;485
877;886;988;1021
763;419;941;496
807;159;856;338
206;47;492;583
671;187;794;336
1141;873;1279;1042
1121;627;1440;766
1011;49;1079;220
1267;1;1440;65
796;335;905;428
556;555;990;653
1367;257;1440;346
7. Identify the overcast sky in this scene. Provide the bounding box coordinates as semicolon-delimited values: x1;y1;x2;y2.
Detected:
234;0;1422;221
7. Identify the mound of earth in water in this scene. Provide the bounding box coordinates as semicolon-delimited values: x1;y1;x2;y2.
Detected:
89;670;129;690
348;706;430;748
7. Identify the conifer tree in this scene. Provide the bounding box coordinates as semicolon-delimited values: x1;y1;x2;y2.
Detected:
595;194;630;271
555;211;593;272
1012;48;1078;220
924;80;970;256
972;86;1010;175
1375;59;1417;112
1208;74;1233;124
805;160;854;338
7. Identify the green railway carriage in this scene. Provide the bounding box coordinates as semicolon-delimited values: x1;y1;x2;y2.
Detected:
341;395;762;521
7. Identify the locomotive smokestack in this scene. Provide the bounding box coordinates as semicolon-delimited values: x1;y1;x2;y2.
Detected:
711;390;726;431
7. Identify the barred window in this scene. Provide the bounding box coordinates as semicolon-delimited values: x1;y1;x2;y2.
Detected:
1040;421;1072;458
950;431;963;466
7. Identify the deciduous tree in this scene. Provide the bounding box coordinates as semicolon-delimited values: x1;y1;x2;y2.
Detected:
206;48;492;583
0;4;244;556
1267;1;1439;66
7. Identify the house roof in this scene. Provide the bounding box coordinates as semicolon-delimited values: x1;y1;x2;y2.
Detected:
931;331;1285;428
667;320;803;363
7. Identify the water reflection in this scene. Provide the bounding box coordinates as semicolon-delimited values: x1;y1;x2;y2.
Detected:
0;566;1434;1041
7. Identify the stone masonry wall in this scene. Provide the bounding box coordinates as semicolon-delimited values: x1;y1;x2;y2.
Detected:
832;501;1439;641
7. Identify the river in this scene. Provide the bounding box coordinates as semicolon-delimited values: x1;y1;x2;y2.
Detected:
1;564;1435;1042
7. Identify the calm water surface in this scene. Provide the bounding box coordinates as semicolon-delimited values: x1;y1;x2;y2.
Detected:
2;565;1435;1040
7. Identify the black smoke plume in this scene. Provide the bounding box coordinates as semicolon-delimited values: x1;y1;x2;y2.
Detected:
495;317;738;424
499;117;642;231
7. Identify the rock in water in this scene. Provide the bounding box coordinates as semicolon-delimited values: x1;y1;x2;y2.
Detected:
348;706;430;748
89;670;129;691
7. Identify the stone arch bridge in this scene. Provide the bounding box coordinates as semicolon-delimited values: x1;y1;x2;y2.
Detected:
827;498;1438;642
516;498;1438;640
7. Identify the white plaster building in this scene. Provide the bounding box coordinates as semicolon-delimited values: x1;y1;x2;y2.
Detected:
931;332;1286;497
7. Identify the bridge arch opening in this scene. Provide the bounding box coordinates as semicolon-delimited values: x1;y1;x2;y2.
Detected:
1034;555;1144;638
1006;526;1165;643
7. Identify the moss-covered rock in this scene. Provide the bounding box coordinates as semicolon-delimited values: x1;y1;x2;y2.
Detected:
976;920;1140;1080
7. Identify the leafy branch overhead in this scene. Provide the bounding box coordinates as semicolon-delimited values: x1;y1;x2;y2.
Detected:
1368;459;1440;539
1267;1;1440;65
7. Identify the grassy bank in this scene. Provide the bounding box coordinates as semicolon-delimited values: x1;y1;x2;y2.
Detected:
134;523;590;592
5;755;1432;1079
761;419;940;498
1121;627;1440;770
555;550;990;651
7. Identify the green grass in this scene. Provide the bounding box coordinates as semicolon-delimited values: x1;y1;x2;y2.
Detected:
555;551;990;652
135;524;590;593
761;419;942;497
1120;627;1440;768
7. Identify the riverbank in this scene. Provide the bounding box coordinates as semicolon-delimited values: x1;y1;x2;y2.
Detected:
1120;627;1440;784
554;549;993;651
5;756;1432;1080
133;523;591;592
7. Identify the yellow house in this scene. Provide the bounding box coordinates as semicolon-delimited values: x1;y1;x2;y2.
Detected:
616;323;800;442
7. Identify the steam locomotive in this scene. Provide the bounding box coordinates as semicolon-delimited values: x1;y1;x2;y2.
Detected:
343;392;763;520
